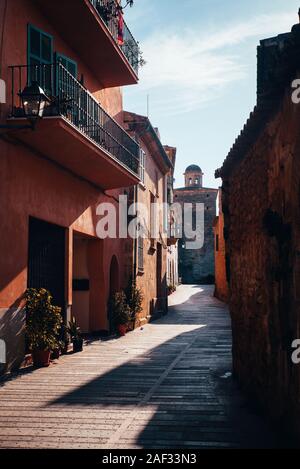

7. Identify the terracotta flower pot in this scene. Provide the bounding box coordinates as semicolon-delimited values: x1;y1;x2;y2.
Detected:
127;321;135;332
32;350;51;368
117;324;127;336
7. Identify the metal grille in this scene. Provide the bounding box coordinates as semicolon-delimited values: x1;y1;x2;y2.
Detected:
9;63;140;176
90;0;139;75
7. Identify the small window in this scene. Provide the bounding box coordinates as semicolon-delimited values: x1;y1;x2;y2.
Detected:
195;178;199;185
138;224;144;272
156;171;159;196
150;193;156;247
189;178;193;185
216;234;219;252
139;149;146;184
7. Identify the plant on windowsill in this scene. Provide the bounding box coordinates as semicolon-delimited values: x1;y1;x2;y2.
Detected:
25;288;63;368
125;279;143;331
111;291;131;336
67;318;83;353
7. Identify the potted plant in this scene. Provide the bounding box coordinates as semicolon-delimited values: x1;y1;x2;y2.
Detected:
125;280;143;331
26;288;62;368
51;347;60;360
111;292;131;336
67;317;83;353
168;284;177;296
60;324;70;355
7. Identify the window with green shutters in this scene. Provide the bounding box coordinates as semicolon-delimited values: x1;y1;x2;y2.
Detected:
27;24;53;92
55;53;77;79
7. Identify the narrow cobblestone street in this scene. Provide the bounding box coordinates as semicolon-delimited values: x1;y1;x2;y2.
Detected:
0;286;284;449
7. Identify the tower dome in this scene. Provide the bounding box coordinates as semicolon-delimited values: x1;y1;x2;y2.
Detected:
185;164;202;173
184;164;204;188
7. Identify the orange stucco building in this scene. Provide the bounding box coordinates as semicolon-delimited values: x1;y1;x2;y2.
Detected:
0;0;141;372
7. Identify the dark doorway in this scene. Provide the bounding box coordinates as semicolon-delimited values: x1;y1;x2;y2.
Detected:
28;217;66;314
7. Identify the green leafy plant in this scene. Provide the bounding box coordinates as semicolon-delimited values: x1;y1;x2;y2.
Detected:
125;280;143;322
26;288;62;352
67;317;82;341
168;285;177;295
111;291;131;327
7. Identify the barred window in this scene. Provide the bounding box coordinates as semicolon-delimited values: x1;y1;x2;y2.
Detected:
138;231;144;272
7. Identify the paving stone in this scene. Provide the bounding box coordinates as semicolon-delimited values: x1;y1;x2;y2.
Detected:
0;285;283;449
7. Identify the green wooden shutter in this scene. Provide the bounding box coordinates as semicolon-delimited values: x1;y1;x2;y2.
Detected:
55;53;77;78
27;24;53;92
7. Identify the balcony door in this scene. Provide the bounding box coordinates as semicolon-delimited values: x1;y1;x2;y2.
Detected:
27;217;66;314
27;24;53;93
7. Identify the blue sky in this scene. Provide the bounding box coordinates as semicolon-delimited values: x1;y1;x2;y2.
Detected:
123;0;300;189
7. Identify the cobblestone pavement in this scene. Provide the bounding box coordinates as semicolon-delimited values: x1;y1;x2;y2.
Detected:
0;285;284;449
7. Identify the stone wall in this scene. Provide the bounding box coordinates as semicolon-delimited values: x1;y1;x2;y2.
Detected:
221;86;300;439
174;187;218;284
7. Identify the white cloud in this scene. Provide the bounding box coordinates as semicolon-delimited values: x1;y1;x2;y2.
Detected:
133;10;296;116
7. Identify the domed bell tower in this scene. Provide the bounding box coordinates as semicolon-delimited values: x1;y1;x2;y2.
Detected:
184;165;204;188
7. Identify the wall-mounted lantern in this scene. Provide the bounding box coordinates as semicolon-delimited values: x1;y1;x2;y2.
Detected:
19;81;50;126
0;81;50;131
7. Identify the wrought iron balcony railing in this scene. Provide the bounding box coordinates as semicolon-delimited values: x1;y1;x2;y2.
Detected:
90;0;139;75
9;63;140;176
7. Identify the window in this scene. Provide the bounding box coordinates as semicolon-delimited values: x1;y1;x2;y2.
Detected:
155;171;159;196
138;223;144;272
189;178;193;185
195;178;199;185
56;53;77;78
216;234;219;252
139;149;146;184
163;175;168;233
27;25;53;91
150;192;156;249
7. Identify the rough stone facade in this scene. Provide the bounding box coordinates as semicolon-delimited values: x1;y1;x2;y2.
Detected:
216;23;300;440
174;167;218;284
213;190;229;302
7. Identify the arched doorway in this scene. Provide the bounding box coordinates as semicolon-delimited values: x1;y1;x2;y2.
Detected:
108;255;119;333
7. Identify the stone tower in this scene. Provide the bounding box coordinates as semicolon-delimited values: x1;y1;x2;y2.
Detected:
174;166;218;284
184;165;204;188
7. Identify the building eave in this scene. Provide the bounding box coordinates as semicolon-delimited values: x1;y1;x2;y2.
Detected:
124;111;173;174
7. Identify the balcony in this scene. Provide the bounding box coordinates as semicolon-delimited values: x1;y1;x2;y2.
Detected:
8;63;140;190
35;0;139;87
